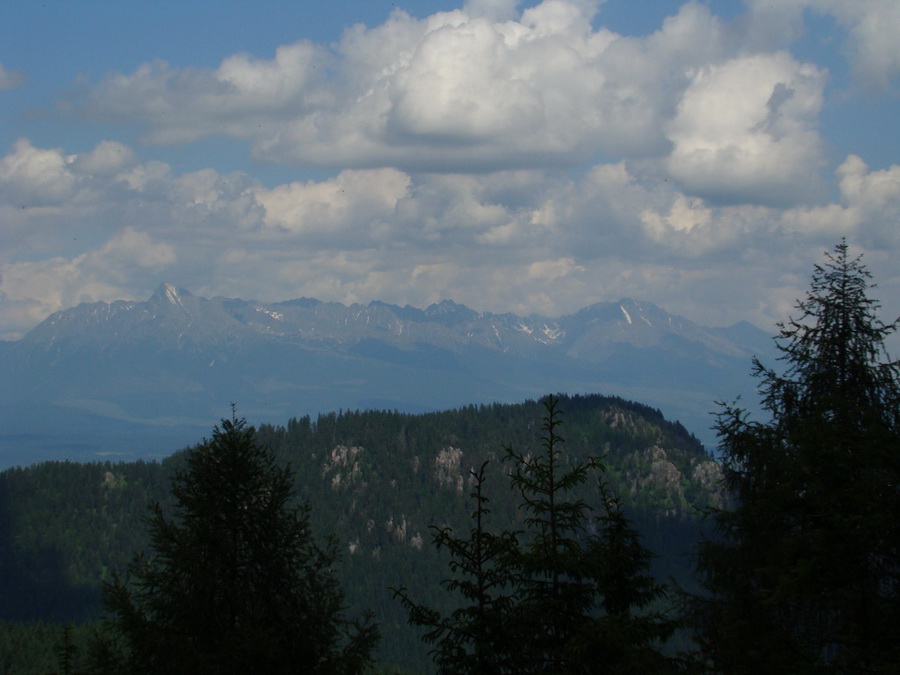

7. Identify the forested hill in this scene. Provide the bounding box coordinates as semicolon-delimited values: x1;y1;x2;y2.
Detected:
0;393;720;672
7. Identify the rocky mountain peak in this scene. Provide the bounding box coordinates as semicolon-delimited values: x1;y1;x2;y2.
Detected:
423;299;481;324
150;283;193;307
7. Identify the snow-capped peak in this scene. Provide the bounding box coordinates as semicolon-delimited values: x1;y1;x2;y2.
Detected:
149;282;193;310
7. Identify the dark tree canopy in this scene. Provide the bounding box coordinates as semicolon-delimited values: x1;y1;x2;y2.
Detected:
397;395;677;674
99;412;378;674
691;241;900;673
394;461;521;675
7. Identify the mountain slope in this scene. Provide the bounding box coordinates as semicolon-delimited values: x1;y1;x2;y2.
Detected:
0;395;721;671
0;284;772;466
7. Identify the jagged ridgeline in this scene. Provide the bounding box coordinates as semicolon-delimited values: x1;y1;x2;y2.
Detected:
0;282;774;468
0;394;720;672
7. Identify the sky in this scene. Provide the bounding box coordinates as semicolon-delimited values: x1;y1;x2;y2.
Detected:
1;0;899;342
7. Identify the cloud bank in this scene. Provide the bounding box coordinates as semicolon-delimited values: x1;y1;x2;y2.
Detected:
77;2;830;186
2;0;899;342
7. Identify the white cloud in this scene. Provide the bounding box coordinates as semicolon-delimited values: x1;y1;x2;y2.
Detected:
0;139;77;205
837;1;900;90
93;226;177;272
253;5;625;171
743;0;900;90
1;227;176;338
70;140;137;176
782;155;900;246
73;1;736;172
528;256;584;282
70;0;898;195
0;140;634;336
3;133;898;343
82;40;328;146
254;168;411;242
78;0;879;205
641;194;712;240
665;52;827;205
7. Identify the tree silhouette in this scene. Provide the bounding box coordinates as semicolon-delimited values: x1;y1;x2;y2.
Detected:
394;461;521;674
99;411;378;674
690;241;900;672
397;395;677;674
504;395;675;674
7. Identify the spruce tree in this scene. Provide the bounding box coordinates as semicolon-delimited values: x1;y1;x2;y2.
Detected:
504;395;675;674
503;394;604;673
397;395;677;674
393;461;521;674
98;412;378;674
690;241;900;672
55;623;79;675
574;483;678;673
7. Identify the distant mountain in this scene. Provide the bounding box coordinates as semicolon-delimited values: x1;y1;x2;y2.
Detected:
0;283;774;467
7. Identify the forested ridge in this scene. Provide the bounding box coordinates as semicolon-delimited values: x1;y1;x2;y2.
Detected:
0;394;716;672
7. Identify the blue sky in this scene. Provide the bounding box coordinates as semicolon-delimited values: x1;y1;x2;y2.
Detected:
1;0;898;342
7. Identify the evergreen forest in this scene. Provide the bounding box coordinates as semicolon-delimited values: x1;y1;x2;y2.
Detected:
1;393;714;673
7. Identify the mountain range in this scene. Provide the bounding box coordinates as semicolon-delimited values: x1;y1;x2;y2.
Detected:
0;283;774;468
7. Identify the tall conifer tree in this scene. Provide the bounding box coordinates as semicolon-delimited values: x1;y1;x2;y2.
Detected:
505;395;675;674
394;461;521;674
99;412;378;674
690;241;900;672
398;395;677;674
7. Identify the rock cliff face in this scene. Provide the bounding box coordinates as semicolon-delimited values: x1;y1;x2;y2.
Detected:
1;284;773;466
623;444;723;518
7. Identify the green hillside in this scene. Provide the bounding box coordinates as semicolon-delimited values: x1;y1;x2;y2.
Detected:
0;394;719;672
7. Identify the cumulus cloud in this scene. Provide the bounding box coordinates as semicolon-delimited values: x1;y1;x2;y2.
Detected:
81;40;329;145
0;139;78;205
1;227;176;337
827;0;900;90
74;1;741;173
252;5;628;171
665;52;826;206
68;0;850;205
744;0;900;90
255;169;410;242
783;156;900;246
70;140;137;176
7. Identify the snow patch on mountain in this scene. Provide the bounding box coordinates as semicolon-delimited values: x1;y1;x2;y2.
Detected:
541;324;565;343
255;307;284;321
